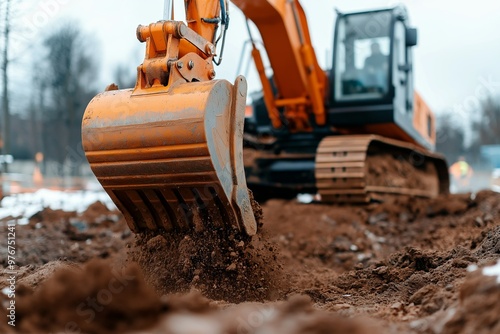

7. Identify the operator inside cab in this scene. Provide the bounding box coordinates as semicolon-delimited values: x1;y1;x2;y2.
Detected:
362;42;389;93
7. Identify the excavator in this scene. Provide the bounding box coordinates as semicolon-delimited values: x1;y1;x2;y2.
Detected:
82;0;449;238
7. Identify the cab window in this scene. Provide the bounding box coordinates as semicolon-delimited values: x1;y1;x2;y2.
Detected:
335;11;392;101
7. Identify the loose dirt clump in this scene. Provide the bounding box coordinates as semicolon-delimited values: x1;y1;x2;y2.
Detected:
325;244;473;318
441;269;500;334
13;259;163;334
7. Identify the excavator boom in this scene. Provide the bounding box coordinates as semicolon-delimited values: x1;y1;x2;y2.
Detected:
232;0;328;131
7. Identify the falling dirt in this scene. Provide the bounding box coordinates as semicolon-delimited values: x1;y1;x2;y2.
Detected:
1;191;499;333
128;189;283;302
129;227;283;303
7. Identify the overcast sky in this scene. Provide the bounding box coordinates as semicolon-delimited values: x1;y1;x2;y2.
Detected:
15;0;500;116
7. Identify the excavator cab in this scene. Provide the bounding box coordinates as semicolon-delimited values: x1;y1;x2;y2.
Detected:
82;1;257;237
330;7;433;150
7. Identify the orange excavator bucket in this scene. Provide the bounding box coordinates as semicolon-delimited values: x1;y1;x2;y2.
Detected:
82;13;257;236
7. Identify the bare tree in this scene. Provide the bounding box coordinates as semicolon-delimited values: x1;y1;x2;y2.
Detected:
472;95;500;146
436;113;466;165
114;63;136;89
1;0;11;172
40;23;98;176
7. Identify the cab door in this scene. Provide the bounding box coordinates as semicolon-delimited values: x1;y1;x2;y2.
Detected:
392;19;415;114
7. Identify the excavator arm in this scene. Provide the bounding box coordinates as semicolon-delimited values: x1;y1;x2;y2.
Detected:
82;0;257;236
232;0;328;131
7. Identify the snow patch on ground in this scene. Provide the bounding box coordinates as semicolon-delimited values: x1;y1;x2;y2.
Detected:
492;185;500;193
0;189;115;224
483;261;500;284
297;193;315;204
1;287;11;296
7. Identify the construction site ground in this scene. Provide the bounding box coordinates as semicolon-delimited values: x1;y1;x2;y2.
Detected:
1;190;500;333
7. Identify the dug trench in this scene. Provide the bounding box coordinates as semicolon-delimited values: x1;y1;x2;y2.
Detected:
0;191;499;333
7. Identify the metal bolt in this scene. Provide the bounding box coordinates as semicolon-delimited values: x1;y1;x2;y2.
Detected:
136;25;147;42
205;43;215;56
208;69;216;80
177;61;184;69
177;24;187;38
188;60;194;70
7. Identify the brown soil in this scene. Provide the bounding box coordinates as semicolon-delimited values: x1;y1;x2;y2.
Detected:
12;260;162;334
442;270;500;334
127;190;282;302
129;226;283;303
366;152;439;193
0;202;130;268
1;191;499;333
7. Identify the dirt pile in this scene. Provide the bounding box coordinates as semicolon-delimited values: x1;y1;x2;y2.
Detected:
441;266;500;334
259;190;500;322
367;152;439;193
2;265;374;334
9;259;162;334
0;202;131;268
128;193;283;302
